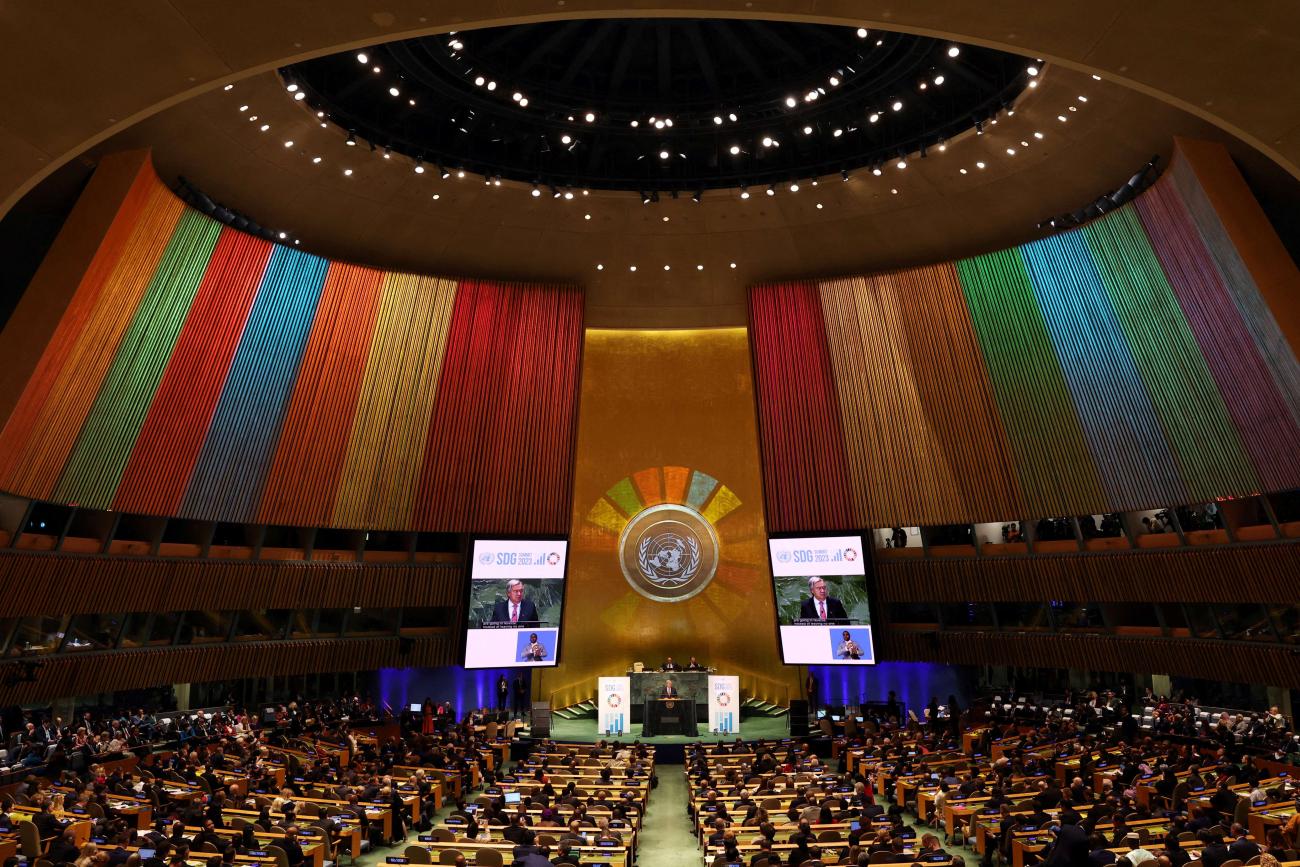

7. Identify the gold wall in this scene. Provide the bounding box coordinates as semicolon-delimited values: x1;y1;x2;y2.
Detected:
538;328;798;708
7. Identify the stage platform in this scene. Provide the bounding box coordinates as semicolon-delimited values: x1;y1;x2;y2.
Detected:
547;715;788;744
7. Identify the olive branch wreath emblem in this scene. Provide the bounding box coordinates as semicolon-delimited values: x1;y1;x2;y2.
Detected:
638;533;701;587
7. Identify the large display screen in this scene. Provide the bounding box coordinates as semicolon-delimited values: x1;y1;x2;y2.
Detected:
768;535;875;665
463;538;568;669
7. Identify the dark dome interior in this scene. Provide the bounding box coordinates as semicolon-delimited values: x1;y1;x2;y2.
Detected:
283;19;1032;192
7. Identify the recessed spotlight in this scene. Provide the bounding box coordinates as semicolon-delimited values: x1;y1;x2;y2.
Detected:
1006;148;1017;156
457;170;466;178
283;140;294;148
487;81;497;91
654;120;665;129
630;120;640;128
343;168;353;176
584;112;596;123
816;203;823;209
474;76;485;86
584;214;591;220
659;149;670;160
896;159;907;169
728;112;738;122
449;40;463;51
648;117;657;124
531;185;541;197
729;145;741;155
312;156;322;164
829;76;840;86
872;167;882;176
629;265;637;272
665;118;674;127
934;75;945;85
976;161;986;169
346;132;356;146
789;182;800;192
663;265;671;271
868;112;880;123
519;98;528;107
1028;80;1039;89
357;52;369;64
919;82;928;91
278;231;287;240
372;66;381;74
561;134;572;145
761;136;773;147
1028;66;1040;76
224;83;234;91
959;168;967;175
239;105;248;112
729;262;737;269
947;46;961;58
739;187;750;199
582;189;589;196
662;216;670;222
295;92;306;101
766;185;775;196
856;27;868;38
1092;74;1102;80
803;126;813;135
431;194;439;200
1069;106;1078;112
260;124;270;132
414;161;425;173
286;83;299;93
833;128;843;137
1078;95;1088;102
389;86;400;97
892;100;903;111
891;188;899;195
785;96;797;108
596;264;604;270
1058;115;1068;122
697;264;704;270
713;115;723;125
1034;131;1044;139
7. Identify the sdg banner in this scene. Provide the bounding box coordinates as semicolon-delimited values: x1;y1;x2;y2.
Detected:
598;676;630;736
708;674;740;735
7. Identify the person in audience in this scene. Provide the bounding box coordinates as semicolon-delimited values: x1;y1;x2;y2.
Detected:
661;657;680;672
686;656;706;671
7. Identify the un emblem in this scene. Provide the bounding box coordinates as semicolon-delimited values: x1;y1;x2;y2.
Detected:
618;503;720;602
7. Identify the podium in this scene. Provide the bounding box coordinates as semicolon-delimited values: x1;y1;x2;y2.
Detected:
643;696;698;736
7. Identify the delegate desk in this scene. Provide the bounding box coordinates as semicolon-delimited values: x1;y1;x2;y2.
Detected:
644;697;698;736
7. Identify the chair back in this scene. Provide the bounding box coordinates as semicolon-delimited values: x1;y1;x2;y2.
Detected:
437;850;463;865
426;828;453;842
475;849;503;867
403;845;432;863
263;845;290;867
18;822;42;858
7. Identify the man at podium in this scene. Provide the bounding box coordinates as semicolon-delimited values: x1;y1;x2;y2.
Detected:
660;679;679;698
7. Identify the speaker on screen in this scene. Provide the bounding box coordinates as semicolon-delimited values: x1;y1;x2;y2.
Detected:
789;699;809;736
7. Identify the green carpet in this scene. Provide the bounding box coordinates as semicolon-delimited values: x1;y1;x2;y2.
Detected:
549;715;790;743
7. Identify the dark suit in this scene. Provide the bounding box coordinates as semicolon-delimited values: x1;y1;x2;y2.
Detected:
490;598;539;625
799;596;849;623
661;685;679;698
1043;824;1090;867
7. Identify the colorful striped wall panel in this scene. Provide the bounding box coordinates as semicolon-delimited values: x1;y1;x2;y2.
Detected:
0;162;582;534
750;151;1300;530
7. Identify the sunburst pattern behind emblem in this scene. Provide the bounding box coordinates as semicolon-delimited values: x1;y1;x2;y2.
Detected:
584;466;744;604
